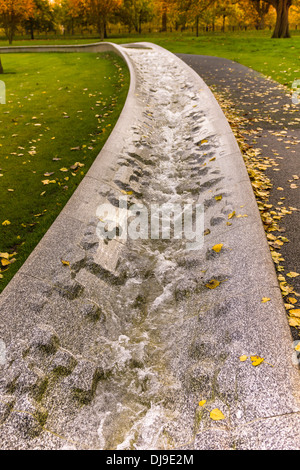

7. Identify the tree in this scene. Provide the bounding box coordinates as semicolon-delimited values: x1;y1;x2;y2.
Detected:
24;0;55;39
0;57;3;74
0;0;34;44
86;0;121;40
118;0;154;33
249;0;292;37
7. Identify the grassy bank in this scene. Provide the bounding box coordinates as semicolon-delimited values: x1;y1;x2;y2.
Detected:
0;51;129;292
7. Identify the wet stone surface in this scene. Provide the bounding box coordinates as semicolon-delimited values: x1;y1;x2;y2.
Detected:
0;46;298;450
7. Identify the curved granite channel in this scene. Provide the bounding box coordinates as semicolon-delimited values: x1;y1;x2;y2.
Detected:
0;42;299;450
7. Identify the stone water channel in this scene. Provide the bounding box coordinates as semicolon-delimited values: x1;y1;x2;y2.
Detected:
0;46;295;450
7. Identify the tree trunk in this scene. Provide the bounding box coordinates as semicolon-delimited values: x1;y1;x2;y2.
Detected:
222;15;226;32
272;0;291;38
196;15;199;37
162;9;167;32
30;18;34;40
0;58;3;74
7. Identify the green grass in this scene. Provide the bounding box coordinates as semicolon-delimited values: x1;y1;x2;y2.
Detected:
110;30;300;89
0;51;129;292
1;30;299;88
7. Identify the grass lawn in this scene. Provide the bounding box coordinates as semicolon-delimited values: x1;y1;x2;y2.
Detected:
0;51;129;292
1;30;300;87
110;30;300;89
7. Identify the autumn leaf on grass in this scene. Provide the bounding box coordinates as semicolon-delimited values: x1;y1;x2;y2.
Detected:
210;409;225;421
1;258;10;267
2;220;11;226
42;179;56;185
212;244;223;253
205;279;220;289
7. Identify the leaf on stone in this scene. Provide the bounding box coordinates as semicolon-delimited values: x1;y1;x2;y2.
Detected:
261;297;271;303
61;259;70;266
250;355;264;367
239;355;248;362
198;400;206;407
205;279;220;289
212;243;223;253
210;408;225;421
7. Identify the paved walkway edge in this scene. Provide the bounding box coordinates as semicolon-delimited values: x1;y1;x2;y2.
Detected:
0;42;299;450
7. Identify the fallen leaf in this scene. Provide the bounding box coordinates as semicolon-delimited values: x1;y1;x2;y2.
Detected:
287;272;300;278
261;297;271;303
198;400;206;407
212;243;223;253
289;309;300;318
210;408;225;421
61;259;70;266
250;355;264;367
239;355;248;362
205;279;220;289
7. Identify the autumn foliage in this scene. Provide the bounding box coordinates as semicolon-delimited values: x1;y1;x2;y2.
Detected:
0;0;34;43
0;0;299;41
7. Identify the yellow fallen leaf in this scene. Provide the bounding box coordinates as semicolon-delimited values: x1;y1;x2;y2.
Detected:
288;297;297;305
239;355;248;362
212;243;223;253
228;211;236;219
0;252;10;259
205;279;220;289
198;400;206;407
289;317;300;327
2;220;11;226
261;297;271;303
289;309;300;318
61;259;70;266
250;355;264;367
1;258;10;267
210;408;225;421
287;272;300;278
215;195;222;201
